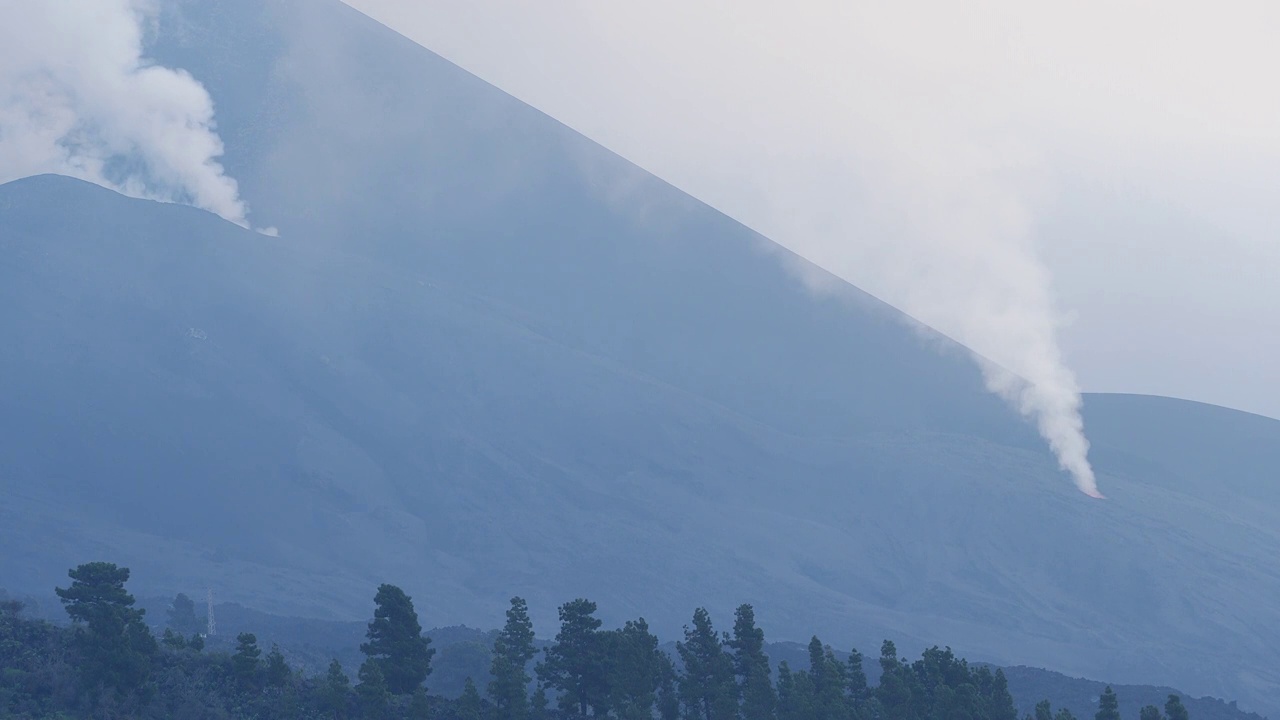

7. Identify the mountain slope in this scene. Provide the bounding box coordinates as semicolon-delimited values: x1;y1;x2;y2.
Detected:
3;173;1277;712
0;0;1278;713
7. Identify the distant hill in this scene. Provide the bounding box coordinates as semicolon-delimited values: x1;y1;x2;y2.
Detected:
2;0;1280;715
1000;667;1265;720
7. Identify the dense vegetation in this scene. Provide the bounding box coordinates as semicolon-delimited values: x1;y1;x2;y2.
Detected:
1;564;1197;720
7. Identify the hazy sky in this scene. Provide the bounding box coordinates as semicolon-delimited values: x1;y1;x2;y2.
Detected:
341;0;1279;421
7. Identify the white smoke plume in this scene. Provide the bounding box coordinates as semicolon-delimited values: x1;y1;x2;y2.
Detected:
0;0;250;227
849;132;1104;498
779;120;1105;499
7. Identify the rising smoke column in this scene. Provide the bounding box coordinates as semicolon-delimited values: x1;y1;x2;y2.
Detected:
828;125;1105;499
0;0;249;227
752;113;1104;498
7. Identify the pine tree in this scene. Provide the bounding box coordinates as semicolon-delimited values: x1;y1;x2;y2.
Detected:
357;659;391;719
233;633;262;682
1095;687;1121;720
56;562;156;695
1035;700;1054;720
676;608;737;720
265;644;291;687
530;684;553;720
459;677;484;720
324;660;352;719
657;653;682;720
876;641;913;720
360;583;434;695
985;668;1020;720
776;662;797;720
807;637;850;720
607;617;665;719
161;628;187;650
409;687;432;719
489;596;537;720
776;661;816;720
166;592;202;636
727;604;775;720
537;598;607;717
1140;705;1164;720
846;647;869;703
1054;710;1078;720
1165;695;1189;720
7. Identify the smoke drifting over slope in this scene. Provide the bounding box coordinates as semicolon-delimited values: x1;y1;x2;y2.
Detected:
0;0;249;227
343;1;1107;495
837;126;1102;498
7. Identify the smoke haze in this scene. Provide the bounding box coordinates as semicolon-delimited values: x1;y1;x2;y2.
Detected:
344;1;1148;494
0;0;249;227
832;124;1103;497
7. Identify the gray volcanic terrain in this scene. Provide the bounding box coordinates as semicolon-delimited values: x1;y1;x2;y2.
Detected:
1;0;1277;714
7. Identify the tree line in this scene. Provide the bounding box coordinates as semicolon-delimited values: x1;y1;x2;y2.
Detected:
0;562;1194;720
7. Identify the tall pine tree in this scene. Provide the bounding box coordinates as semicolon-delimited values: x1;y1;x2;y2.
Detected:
360;584;434;695
233;633;262;685
876;641;914;720
323;659;351;719
809;638;851;720
459;677;484;720
1165;695;1190;720
538;598;607;717
676;608;737;720
727;604;775;720
1095;687;1121;720
606;618;666;720
846;647;869;704
357;659;391;720
56;562;156;697
490;596;537;720
657;653;682;720
531;684;553;720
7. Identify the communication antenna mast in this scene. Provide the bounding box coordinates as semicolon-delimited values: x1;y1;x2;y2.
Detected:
206;588;216;637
